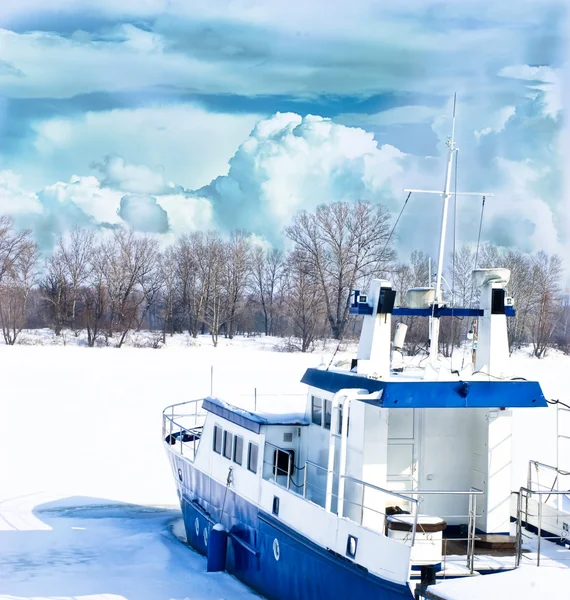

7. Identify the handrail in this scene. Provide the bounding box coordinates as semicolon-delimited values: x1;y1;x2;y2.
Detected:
341;476;419;505
516;486;570;567
162;398;207;462
340;475;420;547
399;488;484;496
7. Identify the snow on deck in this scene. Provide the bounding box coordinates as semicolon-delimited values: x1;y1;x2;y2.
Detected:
426;567;570;600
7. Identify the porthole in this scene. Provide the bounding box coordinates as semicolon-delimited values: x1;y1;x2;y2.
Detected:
195;517;199;536
346;535;358;558
178;468;183;482
203;526;209;547
273;538;280;561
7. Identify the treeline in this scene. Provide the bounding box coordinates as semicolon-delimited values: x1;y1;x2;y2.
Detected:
0;205;568;356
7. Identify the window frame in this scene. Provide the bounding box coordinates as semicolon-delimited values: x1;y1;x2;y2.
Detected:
213;425;223;454
233;435;244;466
248;442;259;474
311;396;323;426
324;399;332;430
223;430;233;460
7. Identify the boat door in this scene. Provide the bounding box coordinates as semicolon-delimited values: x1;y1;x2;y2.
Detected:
387;408;419;497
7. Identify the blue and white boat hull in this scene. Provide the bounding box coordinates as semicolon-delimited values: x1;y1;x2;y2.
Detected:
169;452;413;600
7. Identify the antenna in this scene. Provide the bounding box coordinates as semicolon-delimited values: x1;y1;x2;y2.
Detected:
403;94;494;367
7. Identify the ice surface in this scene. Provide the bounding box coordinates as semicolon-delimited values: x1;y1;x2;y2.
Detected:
0;332;568;599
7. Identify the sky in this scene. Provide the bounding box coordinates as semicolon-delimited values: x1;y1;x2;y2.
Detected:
0;0;568;271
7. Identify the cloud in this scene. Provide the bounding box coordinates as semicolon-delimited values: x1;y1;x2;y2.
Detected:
93;156;173;196
474;106;516;139
0;100;565;271
0;159;216;249
118;194;169;233
0;170;42;215
0;2;564;102
337;105;441;128
20;104;261;191
485;157;565;255
498;65;562;118
197;113;407;241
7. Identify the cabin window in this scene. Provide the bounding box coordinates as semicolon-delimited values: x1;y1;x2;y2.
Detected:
233;435;243;465
324;399;332;430
213;425;223;454
248;442;259;474
311;396;322;426
223;431;233;460
273;449;295;478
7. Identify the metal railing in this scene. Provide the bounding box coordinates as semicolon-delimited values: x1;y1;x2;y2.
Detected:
401;488;483;574
515;487;570;567
303;460;330;507
340;476;420;544
341;479;483;573
162;398;207;462
516;459;570;568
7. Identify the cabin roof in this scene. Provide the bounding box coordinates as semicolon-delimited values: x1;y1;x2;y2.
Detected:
301;368;547;409
202;397;309;434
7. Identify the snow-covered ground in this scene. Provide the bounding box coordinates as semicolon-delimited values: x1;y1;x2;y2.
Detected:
0;334;329;600
0;332;569;599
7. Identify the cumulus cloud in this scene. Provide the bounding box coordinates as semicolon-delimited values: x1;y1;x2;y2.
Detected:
93;156;174;196
0;160;216;249
196;113;406;241
0;170;42;215
118;194;169;233
22;104;261;192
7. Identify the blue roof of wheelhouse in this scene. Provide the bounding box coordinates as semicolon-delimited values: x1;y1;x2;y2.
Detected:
301;368;547;409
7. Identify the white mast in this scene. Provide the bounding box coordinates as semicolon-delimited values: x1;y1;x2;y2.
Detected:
404;94;493;368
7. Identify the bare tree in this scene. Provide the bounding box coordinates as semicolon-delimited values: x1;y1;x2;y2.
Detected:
40;250;69;335
175;233;211;337
0;241;39;345
285;200;394;340
528;251;563;358
159;247;178;342
284;249;326;352
102;228;160;347
201;234;228;347
223;231;251;339
58;228;95;334
0;216;32;286
81;243;107;347
251;246;286;336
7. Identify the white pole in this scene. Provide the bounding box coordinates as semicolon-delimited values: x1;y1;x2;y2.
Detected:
430;94;457;367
